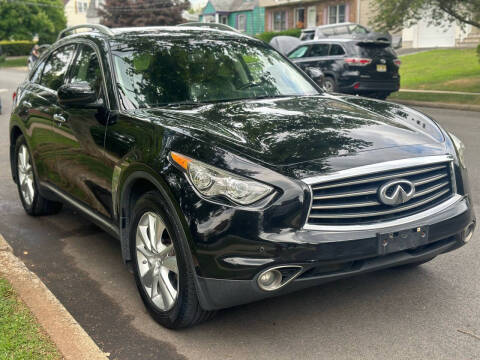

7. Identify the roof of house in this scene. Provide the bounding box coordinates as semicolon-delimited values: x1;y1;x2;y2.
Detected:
204;0;258;13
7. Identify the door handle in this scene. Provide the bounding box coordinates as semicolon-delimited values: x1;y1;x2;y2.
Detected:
53;114;66;124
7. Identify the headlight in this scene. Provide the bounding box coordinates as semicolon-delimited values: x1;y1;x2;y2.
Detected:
171;152;274;205
448;132;466;168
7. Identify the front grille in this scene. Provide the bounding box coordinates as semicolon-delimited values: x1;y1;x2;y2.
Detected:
307;161;454;226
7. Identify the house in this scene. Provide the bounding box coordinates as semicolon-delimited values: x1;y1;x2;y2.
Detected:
64;0;103;27
199;0;265;35
258;0;375;32
402;18;480;49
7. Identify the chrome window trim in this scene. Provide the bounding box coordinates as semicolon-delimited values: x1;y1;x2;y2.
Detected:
302;155;457;231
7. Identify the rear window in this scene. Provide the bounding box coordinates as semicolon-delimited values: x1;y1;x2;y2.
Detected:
300;31;314;41
329;44;345;56
351;43;396;58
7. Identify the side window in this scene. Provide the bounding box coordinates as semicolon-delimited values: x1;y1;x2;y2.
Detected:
309;44;329;57
69;45;103;95
329;44;345;56
288;46;309;59
30;60;46;84
39;45;76;91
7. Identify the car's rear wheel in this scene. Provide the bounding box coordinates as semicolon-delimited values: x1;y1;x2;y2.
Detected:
14;135;62;216
130;190;214;329
371;92;390;100
323;77;336;93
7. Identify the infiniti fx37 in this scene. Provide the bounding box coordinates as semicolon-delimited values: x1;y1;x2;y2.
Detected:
9;24;475;328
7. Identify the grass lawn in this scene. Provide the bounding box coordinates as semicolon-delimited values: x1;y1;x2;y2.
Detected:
389;91;480;106
398;49;480;93
0;56;28;68
0;278;61;360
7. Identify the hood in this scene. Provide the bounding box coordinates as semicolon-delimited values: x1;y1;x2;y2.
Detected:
141;95;445;169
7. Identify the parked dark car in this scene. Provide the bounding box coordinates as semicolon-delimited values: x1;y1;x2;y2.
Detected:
9;24;475;329
288;38;401;99
299;22;402;49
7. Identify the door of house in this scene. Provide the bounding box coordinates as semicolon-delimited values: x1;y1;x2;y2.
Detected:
307;6;316;28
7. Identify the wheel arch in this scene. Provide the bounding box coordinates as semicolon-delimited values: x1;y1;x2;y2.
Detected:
117;167;194;265
10;125;24;183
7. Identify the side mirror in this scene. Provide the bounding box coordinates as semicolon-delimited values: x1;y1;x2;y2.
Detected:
58;82;98;107
306;67;325;88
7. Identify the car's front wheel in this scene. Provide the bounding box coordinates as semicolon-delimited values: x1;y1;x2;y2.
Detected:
14;135;62;216
130;190;213;328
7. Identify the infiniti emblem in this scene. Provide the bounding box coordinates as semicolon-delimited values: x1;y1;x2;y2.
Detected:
378;179;415;206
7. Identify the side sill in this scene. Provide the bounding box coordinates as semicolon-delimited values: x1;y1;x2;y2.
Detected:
40;182;120;239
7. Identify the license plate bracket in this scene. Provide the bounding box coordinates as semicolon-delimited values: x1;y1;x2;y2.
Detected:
377;64;387;72
377;226;429;255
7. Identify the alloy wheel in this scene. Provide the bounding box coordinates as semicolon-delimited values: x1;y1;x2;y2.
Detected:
324;79;335;92
17;144;35;207
135;211;179;311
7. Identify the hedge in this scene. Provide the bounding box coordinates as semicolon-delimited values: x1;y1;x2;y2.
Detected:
0;40;36;56
255;28;302;43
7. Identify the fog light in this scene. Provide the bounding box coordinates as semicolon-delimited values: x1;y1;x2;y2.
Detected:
257;269;282;291
464;223;475;243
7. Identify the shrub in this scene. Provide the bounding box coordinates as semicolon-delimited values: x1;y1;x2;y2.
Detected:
255;28;302;43
477;44;480;63
0;40;36;56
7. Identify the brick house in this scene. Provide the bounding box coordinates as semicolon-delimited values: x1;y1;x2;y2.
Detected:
259;0;374;32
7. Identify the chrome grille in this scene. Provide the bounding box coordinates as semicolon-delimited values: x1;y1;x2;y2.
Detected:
306;160;454;226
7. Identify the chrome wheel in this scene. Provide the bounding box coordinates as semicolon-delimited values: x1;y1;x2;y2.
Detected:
17;144;35;207
135;212;179;311
324;79;335;93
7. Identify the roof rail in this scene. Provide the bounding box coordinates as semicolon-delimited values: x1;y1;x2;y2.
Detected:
177;22;239;33
57;24;113;41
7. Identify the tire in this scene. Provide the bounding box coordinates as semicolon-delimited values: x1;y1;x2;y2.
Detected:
130;190;214;329
393;256;436;269
371;92;390;100
14;135;63;216
323;77;337;93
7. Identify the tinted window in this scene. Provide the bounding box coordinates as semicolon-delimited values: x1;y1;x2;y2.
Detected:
353;44;396;58
309;44;329;57
300;31;314;41
69;45;103;95
113;38;318;108
40;45;76;91
329;44;345;56
289;46;309;59
349;24;368;34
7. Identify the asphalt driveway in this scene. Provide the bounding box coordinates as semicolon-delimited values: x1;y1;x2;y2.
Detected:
1;68;479;360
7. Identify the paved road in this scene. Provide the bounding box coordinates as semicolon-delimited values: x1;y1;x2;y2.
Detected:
1;68;479;360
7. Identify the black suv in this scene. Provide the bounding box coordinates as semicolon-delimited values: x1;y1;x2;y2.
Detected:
9;24;475;329
289;39;401;99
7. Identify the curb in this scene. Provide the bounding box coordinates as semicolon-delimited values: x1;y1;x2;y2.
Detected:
391;99;480;112
0;234;109;360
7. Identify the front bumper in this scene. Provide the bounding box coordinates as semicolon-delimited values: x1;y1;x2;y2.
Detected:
194;195;475;310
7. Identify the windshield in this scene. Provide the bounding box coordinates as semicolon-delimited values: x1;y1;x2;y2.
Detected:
112;37;319;108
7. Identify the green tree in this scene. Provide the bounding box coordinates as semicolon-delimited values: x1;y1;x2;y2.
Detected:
100;0;189;27
371;0;480;32
0;0;66;43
